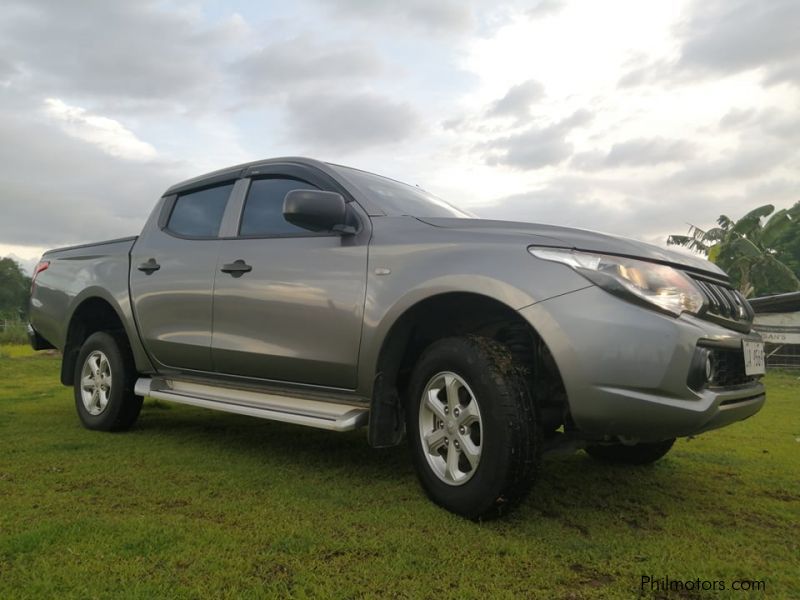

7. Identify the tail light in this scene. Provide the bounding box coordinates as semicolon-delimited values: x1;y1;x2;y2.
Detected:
31;260;50;292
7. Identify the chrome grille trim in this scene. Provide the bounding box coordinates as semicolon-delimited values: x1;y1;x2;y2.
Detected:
689;275;754;331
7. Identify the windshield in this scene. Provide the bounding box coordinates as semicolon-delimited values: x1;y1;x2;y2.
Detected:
330;164;473;218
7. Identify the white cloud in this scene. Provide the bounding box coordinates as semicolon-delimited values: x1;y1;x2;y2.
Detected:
320;0;474;34
486;79;546;120
421;0;800;244
43;98;157;161
0;0;797;255
285;92;420;152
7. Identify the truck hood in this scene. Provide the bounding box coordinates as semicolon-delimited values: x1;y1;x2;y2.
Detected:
417;217;727;279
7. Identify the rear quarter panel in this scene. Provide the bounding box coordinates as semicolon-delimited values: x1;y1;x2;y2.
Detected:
29;238;153;373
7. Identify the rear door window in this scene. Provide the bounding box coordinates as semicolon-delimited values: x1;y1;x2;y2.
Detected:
239;178;319;237
167;183;234;238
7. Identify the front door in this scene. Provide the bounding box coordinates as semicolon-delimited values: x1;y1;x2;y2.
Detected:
211;173;369;389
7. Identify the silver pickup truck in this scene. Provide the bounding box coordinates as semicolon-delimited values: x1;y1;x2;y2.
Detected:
28;157;766;519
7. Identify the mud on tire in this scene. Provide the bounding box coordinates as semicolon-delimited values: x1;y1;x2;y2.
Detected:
406;335;541;520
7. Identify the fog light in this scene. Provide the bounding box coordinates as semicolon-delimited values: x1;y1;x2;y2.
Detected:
705;355;714;383
687;346;713;391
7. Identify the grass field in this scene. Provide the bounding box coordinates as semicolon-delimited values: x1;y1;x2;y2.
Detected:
1;346;798;599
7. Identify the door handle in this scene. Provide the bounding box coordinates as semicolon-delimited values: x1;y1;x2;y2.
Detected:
137;258;161;274
220;259;252;277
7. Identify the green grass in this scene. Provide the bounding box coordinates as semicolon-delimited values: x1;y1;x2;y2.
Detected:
0;344;37;359
1;347;798;599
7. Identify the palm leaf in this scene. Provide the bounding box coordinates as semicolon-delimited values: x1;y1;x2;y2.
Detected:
760;209;792;247
704;227;728;242
666;235;692;246
749;254;800;296
717;215;734;230
726;237;762;258
765;255;800;288
667;222;716;253
732;204;774;237
666;234;709;254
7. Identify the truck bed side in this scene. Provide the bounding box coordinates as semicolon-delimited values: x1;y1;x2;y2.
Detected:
29;236;154;380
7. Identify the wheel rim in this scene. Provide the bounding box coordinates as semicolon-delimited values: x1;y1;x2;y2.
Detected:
80;350;113;416
418;371;483;486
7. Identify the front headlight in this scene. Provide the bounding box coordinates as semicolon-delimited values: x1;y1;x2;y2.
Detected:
529;247;705;316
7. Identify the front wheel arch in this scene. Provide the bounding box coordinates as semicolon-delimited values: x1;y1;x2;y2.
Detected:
368;292;568;448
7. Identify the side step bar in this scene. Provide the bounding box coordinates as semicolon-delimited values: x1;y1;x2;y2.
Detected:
134;378;369;432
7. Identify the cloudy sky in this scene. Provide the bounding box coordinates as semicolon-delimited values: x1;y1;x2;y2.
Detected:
1;0;798;272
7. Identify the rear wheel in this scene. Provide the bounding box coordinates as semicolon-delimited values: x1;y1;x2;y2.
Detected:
406;336;540;520
74;331;142;431
584;438;675;465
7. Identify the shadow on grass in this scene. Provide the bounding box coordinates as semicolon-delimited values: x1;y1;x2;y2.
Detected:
132;400;705;530
135;401;412;477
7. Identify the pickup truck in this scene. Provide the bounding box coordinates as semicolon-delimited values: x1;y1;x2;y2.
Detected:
28;157;766;520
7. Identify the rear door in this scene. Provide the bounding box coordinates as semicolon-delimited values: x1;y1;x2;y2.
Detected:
130;181;240;372
211;165;369;389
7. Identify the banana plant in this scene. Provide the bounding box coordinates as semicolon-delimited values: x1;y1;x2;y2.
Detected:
667;202;800;297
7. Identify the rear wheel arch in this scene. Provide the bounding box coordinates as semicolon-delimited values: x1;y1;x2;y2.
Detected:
61;297;132;386
368;292;569;447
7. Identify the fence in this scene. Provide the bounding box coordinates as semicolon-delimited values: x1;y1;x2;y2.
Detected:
764;343;800;369
750;291;800;371
0;319;28;344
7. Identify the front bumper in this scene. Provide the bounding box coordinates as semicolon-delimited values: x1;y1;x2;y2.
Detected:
519;286;765;442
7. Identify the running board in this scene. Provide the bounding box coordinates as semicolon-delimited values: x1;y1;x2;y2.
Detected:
134;378;369;432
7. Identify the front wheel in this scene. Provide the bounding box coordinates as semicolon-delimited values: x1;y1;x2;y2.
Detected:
406;336;541;520
584;438;675;465
74;331;143;431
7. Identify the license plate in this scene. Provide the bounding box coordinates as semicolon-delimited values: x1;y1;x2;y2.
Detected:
742;340;766;375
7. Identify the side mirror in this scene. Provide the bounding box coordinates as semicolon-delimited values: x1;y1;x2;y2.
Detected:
283;189;353;234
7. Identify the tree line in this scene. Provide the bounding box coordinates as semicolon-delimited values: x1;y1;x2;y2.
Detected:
0;257;31;320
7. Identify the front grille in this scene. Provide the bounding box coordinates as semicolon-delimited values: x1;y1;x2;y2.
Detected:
689;276;754;331
708;348;756;388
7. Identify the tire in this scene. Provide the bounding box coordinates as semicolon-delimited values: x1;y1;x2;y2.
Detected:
73;331;143;431
406;336;540;520
584;438;675;465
